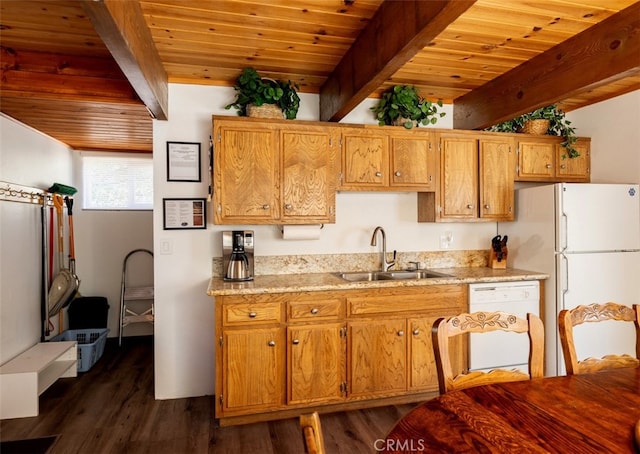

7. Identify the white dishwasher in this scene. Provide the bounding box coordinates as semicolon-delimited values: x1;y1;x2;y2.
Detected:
468;281;540;373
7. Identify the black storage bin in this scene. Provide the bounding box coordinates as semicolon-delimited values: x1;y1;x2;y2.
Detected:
68;296;110;329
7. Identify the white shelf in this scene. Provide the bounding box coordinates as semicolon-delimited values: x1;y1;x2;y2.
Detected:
0;341;77;419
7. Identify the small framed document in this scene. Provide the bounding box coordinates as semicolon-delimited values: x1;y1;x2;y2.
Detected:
167;141;201;182
162;198;206;230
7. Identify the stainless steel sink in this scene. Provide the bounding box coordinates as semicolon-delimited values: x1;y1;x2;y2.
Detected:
337;270;452;282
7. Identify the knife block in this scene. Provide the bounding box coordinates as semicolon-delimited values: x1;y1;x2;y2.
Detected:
489;247;508;269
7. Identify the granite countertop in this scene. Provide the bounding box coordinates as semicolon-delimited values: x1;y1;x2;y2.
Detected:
207;267;549;296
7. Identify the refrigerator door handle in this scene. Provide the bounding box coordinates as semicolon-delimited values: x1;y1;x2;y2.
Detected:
560;253;569;297
559;211;568;253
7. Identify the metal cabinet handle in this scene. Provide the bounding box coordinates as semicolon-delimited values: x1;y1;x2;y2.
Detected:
560;164;566;169
484;204;490;210
268;340;276;347
375;171;382;177
397;330;404;337
248;311;257;318
394;171;401;177
292;339;299;345
467;204;474;209
310;308;319;315
262;204;270;210
412;329;420;335
545;164;552;169
284;204;293;210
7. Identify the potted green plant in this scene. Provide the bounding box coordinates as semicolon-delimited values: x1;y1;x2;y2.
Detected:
225;67;300;120
371;85;445;129
487;105;579;158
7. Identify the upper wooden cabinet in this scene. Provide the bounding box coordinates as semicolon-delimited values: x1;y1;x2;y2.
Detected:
418;132;515;222
516;137;590;182
339;127;437;191
213;116;339;224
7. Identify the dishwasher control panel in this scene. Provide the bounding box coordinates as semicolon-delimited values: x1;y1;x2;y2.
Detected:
469;281;539;304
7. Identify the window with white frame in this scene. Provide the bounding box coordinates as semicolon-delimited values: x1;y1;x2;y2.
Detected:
82;153;153;210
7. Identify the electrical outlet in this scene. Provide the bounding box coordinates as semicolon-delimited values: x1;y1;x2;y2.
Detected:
440;231;453;249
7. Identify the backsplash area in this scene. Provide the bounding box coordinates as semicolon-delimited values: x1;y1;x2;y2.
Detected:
212;250;488;277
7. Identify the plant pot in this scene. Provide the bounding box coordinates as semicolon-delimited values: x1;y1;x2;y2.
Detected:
520;119;550;135
393;116;418;128
246;103;284;119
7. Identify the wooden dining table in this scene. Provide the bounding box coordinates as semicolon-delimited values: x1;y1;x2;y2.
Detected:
381;367;640;453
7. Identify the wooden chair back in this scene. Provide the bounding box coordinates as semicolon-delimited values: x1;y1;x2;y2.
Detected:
300;412;325;454
432;311;544;394
558;302;640;375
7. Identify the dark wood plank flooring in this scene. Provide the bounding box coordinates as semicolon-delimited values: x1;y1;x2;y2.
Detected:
0;337;416;453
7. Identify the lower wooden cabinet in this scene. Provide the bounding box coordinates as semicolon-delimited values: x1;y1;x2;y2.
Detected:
215;284;467;425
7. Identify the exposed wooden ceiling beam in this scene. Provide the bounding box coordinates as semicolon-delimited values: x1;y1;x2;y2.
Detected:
319;0;476;122
0;47;140;103
453;2;640;130
81;0;168;120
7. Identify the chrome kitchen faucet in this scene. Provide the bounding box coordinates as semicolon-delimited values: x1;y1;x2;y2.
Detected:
370;226;396;271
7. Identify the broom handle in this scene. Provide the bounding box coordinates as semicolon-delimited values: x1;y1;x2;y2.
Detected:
53;195;64;269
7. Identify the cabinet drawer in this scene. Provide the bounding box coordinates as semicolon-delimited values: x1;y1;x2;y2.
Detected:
347;285;465;317
288;299;343;321
223;303;283;325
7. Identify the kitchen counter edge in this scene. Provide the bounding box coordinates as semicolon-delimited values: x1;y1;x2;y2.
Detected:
207;268;548;296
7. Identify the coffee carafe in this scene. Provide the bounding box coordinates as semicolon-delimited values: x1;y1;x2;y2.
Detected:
222;231;254;281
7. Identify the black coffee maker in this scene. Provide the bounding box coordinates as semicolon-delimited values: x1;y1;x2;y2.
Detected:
222;230;254;281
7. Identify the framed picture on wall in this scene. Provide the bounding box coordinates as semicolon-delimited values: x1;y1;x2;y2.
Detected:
167;141;201;182
162;198;206;230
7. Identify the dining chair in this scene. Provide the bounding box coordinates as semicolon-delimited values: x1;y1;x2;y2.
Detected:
300;411;326;454
558;302;640;375
432;311;544;394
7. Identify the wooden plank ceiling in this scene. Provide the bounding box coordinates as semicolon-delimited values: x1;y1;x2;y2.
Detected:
1;0;639;153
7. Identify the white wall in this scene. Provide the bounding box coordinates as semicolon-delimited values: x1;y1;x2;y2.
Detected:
0;116;73;363
566;90;640;184
151;84;489;399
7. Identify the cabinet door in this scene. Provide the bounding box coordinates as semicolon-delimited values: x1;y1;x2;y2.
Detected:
556;139;590;181
288;323;345;405
348;319;406;398
389;132;436;189
440;136;478;220
281;127;338;223
340;129;388;189
517;141;555;181
214;123;279;223
408;316;467;391
221;327;284;414
479;138;515;221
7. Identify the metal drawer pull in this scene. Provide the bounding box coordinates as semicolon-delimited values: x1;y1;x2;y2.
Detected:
285;204;293;210
248;311;257;318
262;204;270;210
545;164;552;168
395;171;401;177
467;204;474;209
398;330;404;336
413;329;420;335
268;340;276;347
484;204;490;209
375;171;382;177
292;339;300;345
310;308;319;315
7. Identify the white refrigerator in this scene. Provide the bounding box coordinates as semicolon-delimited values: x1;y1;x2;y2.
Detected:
499;183;640;376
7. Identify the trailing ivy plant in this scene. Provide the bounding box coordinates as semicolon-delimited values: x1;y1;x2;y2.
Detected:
225;67;300;119
487;105;579;158
371;85;445;129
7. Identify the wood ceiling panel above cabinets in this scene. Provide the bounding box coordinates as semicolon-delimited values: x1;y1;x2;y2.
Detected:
0;0;638;153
